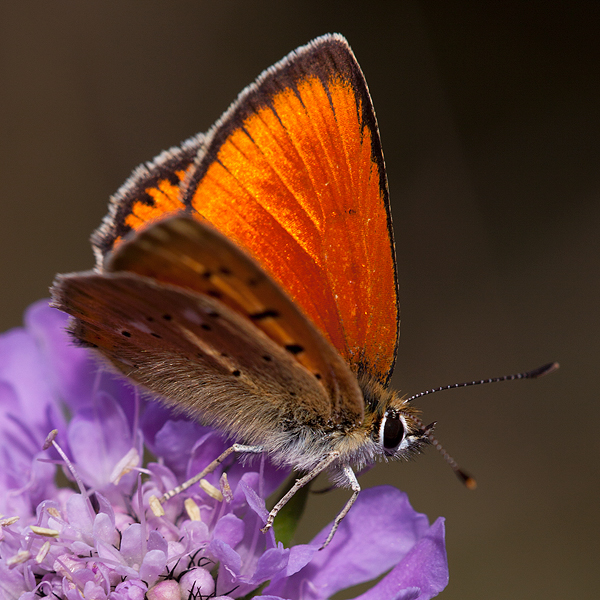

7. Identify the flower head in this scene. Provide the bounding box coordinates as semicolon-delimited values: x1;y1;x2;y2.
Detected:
0;301;448;599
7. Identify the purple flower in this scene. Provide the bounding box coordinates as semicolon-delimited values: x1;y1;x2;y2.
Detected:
0;300;448;599
263;488;447;600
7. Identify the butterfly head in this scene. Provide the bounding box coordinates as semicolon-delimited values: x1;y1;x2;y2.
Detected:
358;373;429;463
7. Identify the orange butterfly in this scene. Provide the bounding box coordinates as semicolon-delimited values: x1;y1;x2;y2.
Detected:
51;34;556;547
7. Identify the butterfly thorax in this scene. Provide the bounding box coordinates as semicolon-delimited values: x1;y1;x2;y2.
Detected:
241;372;426;477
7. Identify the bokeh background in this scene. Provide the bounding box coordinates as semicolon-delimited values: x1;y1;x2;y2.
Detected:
1;2;598;599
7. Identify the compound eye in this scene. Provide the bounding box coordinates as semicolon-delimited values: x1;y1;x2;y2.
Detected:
382;413;406;452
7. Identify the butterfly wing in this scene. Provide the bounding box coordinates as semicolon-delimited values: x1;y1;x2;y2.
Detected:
53;270;338;459
93;34;398;385
53;216;364;428
92;134;204;265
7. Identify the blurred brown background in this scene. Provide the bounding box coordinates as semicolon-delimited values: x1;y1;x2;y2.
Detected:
1;2;598;599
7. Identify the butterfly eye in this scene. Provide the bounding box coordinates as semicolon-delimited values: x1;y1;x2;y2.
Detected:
380;412;406;454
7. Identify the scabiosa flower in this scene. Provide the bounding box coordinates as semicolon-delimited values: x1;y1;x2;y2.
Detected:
0;300;448;599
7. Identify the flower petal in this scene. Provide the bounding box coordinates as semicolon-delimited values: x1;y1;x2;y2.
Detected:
139;549;167;586
265;486;433;599
68;393;134;490
353;518;448;600
24;301;96;411
212;514;245;548
246;546;289;583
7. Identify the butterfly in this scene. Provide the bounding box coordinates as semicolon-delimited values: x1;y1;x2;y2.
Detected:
51;33;557;547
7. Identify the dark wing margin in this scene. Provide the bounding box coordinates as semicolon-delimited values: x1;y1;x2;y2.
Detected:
91;133;204;267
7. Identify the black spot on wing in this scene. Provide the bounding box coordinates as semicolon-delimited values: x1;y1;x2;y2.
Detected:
250;309;280;321
285;344;304;355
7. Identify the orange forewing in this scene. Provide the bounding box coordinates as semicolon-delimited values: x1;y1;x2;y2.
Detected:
182;36;398;384
94;35;398;385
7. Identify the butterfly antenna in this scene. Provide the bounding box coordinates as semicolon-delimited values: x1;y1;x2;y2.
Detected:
408;362;559;490
415;417;477;489
405;362;559;404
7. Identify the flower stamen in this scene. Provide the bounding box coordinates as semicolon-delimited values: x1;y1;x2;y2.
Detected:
199;479;223;501
185;497;202;521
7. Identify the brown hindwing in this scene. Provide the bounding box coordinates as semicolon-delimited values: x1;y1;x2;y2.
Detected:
53;271;338;441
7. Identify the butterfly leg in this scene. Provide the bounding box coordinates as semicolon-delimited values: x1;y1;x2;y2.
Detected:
156;444;264;504
320;465;360;549
261;451;340;536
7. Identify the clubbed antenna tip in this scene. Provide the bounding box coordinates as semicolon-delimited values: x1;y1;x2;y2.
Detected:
528;362;560;378
456;468;477;490
410;361;558;490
